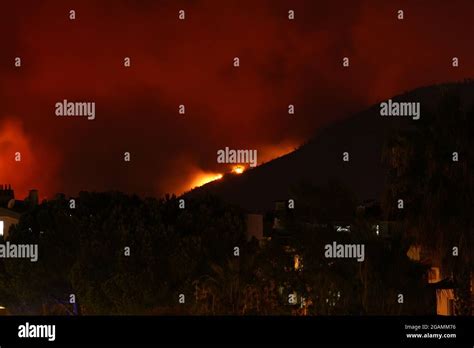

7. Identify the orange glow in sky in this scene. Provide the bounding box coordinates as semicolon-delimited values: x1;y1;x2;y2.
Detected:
259;142;299;164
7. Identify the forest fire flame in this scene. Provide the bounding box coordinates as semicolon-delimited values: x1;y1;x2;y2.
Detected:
190;172;223;189
186;142;299;191
232;165;245;174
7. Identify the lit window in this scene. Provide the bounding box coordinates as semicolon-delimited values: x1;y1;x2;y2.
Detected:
294;255;300;270
294;254;303;271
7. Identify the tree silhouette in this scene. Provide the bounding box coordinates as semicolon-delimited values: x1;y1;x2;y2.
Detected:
382;92;474;315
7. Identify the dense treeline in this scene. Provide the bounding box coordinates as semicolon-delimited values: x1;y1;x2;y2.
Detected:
0;189;430;315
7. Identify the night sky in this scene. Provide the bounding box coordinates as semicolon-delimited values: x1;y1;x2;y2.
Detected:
0;0;473;199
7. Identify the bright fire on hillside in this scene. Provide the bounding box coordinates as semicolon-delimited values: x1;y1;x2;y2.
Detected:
184;141;300;192
232;165;245;174
190;172;223;189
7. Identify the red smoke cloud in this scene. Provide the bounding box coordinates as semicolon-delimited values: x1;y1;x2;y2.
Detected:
0;0;473;197
0;119;60;198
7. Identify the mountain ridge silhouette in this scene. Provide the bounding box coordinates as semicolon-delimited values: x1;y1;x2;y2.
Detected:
184;80;474;212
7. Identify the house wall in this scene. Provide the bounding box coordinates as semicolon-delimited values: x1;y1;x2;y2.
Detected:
246;214;263;240
436;289;455;316
0;215;19;239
